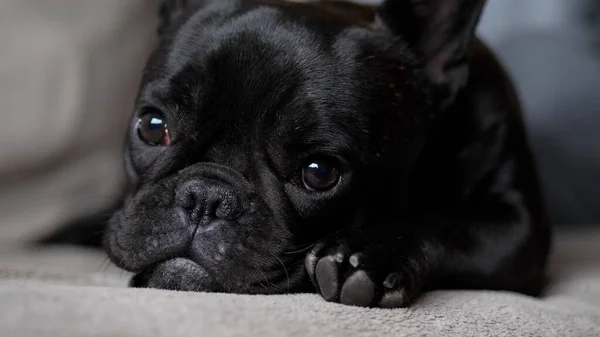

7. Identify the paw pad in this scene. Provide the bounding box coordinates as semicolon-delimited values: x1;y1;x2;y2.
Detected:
306;243;415;308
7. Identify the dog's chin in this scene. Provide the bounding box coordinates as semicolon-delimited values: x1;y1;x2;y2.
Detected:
128;256;308;295
129;258;220;292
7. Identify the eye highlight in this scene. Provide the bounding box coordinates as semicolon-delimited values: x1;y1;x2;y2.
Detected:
302;159;340;192
137;112;171;146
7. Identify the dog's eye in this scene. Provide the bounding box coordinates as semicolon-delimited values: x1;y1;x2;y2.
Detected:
302;159;340;192
137;112;170;146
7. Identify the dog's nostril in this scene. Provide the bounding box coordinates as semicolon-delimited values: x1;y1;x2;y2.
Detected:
214;195;241;220
204;197;225;218
179;192;197;210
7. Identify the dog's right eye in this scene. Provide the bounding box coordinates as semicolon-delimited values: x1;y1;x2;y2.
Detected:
302;159;340;192
137;112;171;146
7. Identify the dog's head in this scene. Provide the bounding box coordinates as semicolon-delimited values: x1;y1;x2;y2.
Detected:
104;0;486;294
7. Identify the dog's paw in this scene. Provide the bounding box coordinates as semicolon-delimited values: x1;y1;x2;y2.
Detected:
306;241;424;308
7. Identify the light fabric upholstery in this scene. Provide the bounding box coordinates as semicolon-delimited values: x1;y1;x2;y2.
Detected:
1;229;600;337
0;0;158;246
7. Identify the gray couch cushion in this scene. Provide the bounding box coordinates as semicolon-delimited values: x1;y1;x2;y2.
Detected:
0;0;157;245
1;229;599;337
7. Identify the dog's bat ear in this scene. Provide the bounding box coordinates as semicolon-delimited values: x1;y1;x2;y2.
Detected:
376;0;487;102
159;0;197;35
158;0;239;36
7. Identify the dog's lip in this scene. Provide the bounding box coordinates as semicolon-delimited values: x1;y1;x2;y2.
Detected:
129;257;203;287
129;266;156;288
127;252;307;294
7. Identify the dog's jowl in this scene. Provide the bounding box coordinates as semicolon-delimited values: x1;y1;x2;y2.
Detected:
67;0;551;308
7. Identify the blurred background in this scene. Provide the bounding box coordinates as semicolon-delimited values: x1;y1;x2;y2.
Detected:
0;0;598;249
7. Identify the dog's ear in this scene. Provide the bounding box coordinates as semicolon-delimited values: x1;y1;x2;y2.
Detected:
159;0;198;35
376;0;487;102
158;0;238;35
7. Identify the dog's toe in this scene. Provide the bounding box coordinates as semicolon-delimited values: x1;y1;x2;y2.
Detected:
313;249;379;307
340;270;376;307
316;257;341;301
378;273;410;308
379;287;408;308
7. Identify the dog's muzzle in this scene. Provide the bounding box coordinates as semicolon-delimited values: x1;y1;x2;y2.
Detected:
104;162;298;293
105;163;257;272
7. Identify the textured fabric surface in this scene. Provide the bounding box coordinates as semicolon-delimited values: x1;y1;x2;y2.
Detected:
0;0;157;246
1;229;599;337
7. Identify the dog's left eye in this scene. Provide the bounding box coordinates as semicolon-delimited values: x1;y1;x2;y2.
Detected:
302;159;340;192
137;112;171;146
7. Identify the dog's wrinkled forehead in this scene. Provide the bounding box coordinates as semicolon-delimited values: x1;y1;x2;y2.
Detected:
138;4;375;157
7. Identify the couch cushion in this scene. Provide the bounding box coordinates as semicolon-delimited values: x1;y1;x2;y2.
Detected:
0;0;158;245
1;229;599;337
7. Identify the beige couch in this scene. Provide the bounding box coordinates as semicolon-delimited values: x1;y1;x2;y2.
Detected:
1;1;599;336
0;0;157;247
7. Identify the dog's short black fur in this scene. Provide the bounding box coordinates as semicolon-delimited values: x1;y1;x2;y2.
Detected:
43;0;551;308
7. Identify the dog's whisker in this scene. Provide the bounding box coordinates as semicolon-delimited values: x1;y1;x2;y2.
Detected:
256;280;267;290
104;260;113;273
283;229;347;256
255;268;271;290
269;252;290;290
98;256;111;273
285;228;347;257
283;244;317;255
97;257;106;272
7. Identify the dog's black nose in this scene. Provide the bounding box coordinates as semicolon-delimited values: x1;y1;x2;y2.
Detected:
175;179;248;270
175;180;244;224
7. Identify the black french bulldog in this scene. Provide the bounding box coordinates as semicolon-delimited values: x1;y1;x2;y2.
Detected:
44;0;552;308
